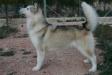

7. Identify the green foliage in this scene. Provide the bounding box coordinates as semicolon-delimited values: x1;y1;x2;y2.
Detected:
0;50;15;56
22;51;31;55
97;10;112;17
82;0;94;4
0;0;33;4
95;25;112;75
7;71;17;75
99;0;112;3
0;48;3;51
0;48;15;56
95;25;112;41
46;0;79;7
0;26;18;39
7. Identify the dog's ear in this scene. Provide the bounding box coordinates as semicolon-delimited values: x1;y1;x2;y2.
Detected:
30;3;38;14
34;3;38;9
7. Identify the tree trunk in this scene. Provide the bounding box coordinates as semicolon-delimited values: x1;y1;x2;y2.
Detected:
5;3;8;26
104;2;106;13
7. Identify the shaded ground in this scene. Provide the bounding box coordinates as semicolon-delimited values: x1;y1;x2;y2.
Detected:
0;24;100;75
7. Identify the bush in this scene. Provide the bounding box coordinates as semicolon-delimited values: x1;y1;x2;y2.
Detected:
0;48;15;56
0;50;15;56
94;25;112;75
0;26;18;39
97;10;112;17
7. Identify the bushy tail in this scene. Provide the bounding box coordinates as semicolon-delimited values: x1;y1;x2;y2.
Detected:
81;2;98;32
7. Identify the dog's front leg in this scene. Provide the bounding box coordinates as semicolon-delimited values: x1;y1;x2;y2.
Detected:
29;35;45;71
32;46;45;71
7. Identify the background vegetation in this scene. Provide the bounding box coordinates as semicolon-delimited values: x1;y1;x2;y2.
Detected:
0;26;18;39
95;25;112;75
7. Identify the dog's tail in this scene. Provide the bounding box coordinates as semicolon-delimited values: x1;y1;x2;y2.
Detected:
81;2;98;32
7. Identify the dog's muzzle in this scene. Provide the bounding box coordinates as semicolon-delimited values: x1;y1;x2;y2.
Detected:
19;8;25;14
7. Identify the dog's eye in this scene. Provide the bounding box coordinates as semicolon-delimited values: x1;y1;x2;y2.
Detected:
27;8;29;10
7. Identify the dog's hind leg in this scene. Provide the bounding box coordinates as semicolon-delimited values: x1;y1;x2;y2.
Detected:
73;36;97;72
84;59;90;64
84;34;97;72
82;47;97;72
87;53;96;72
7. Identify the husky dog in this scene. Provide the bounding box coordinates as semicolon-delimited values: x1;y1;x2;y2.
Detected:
20;2;98;72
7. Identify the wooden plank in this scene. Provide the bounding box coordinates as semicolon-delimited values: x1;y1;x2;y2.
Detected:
48;21;85;26
47;17;112;26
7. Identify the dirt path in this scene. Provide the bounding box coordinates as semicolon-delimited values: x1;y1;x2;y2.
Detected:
0;37;93;75
0;24;100;75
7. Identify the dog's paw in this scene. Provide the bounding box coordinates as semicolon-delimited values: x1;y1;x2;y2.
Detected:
32;66;41;71
83;59;89;64
89;68;96;72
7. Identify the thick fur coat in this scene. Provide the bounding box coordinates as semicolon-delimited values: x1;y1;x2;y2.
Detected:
20;2;98;72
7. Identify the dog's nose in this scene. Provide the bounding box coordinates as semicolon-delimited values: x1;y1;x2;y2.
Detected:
19;8;24;14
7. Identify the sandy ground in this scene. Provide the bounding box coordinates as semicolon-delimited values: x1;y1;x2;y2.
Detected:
0;25;100;75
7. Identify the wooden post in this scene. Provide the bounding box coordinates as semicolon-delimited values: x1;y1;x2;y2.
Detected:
43;0;47;18
5;3;8;26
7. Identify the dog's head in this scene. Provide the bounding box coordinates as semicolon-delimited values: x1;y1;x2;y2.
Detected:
20;3;39;17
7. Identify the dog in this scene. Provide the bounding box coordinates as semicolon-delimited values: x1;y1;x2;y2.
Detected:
20;2;98;72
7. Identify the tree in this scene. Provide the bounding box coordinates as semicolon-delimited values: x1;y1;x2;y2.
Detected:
0;0;33;26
